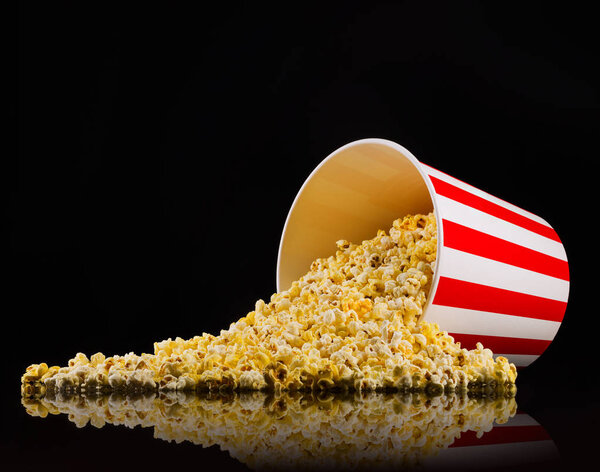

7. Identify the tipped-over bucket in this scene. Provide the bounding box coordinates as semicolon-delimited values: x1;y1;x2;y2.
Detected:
277;138;569;368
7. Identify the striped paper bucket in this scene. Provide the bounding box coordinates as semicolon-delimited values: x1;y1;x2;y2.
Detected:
277;138;569;368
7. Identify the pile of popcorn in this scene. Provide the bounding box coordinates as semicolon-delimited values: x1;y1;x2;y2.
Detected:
21;212;516;397
22;391;517;470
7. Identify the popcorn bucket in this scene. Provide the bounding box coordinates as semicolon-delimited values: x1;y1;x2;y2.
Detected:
277;138;569;368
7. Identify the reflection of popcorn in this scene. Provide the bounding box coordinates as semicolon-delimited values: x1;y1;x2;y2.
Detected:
21;213;516;397
21;391;517;471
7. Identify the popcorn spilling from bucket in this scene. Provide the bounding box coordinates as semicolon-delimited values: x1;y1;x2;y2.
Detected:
21;212;517;398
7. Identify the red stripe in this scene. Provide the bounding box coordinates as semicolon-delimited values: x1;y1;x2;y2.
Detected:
422;164;530;213
443;219;569;281
449;425;551;448
430;175;561;242
433;276;567;322
448;332;550;355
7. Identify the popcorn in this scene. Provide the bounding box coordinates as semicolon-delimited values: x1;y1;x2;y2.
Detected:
21;213;517;397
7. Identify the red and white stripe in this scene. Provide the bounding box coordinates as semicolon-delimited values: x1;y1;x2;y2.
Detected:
425;412;558;469
422;165;570;368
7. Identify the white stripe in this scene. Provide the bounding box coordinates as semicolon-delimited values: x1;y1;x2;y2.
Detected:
439;247;569;301
436;195;567;261
425;305;561;341
495;353;539;366
496;414;540;428
425;440;558;468
423;164;551;227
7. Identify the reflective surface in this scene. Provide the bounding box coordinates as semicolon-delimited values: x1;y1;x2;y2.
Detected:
17;391;559;471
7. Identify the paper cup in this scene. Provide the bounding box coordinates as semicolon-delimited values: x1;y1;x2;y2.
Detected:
277;138;569;368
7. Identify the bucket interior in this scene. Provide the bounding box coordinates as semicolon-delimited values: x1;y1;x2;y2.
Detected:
277;139;435;292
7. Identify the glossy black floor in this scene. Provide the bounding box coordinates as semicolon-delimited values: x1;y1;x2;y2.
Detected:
4;362;598;472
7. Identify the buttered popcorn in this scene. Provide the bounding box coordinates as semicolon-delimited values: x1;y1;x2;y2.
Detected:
21;213;517;397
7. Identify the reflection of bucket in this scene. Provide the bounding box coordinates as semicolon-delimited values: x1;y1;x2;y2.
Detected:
277;138;569;368
426;411;559;470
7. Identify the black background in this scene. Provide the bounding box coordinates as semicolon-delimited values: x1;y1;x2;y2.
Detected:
7;1;598;470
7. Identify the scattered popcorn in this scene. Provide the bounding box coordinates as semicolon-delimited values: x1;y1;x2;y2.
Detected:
21;391;517;470
21;213;517;397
